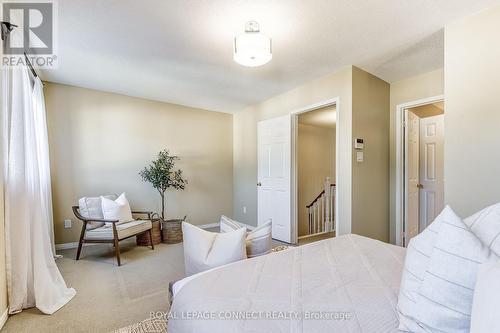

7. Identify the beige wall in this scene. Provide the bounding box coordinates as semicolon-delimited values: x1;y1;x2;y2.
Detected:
45;83;233;245
297;123;335;236
389;68;444;243
233;65;390;242
352;67;390;242
444;5;500;217
233;66;353;235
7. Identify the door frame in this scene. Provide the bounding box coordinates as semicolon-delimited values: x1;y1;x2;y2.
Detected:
395;95;444;246
291;97;340;244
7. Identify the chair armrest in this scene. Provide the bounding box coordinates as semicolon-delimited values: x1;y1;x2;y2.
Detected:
85;218;120;224
72;206;119;223
132;211;153;219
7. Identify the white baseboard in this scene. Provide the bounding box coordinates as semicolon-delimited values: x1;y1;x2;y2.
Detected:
56;221;256;250
55;242;99;250
55;242;79;250
0;308;8;330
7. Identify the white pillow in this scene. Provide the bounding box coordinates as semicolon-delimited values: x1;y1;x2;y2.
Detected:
470;261;500;333
464;202;500;256
414;206;498;333
79;194;117;229
397;207;444;332
182;222;247;276
245;220;272;258
100;193;133;223
220;215;245;233
220;216;273;258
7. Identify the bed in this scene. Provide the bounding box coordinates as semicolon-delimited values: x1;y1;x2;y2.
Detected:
168;234;406;333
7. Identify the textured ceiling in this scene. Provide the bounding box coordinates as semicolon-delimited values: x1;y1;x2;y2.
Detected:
39;0;500;113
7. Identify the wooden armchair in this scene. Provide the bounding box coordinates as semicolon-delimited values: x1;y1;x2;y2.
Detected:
72;206;154;266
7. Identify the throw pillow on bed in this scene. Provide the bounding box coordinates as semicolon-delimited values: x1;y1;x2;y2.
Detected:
397;206;444;332
416;207;498;332
220;215;245;233
470;261;500;333
182;222;247;276
399;205;499;333
464;202;500;256
220;216;272;258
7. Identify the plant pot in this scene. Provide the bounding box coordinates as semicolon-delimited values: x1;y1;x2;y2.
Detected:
161;218;184;244
136;219;162;246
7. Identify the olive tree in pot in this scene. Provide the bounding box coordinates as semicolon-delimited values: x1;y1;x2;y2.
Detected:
139;150;188;220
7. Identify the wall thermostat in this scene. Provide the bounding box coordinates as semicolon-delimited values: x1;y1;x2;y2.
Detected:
354;138;364;149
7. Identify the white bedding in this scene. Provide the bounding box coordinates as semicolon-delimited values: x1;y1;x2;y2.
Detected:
168;234;406;333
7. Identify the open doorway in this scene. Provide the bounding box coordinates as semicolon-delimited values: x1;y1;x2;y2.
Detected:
296;105;336;243
403;101;444;246
257;97;341;245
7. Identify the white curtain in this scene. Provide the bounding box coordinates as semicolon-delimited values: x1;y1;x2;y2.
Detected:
2;64;76;315
32;75;57;256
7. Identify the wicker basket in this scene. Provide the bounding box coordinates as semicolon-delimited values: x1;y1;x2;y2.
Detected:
136;219;162;246
162;217;185;244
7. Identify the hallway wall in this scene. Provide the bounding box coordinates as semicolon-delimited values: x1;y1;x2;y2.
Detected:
297;123;336;236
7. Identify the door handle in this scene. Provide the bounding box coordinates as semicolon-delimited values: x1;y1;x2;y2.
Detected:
257;182;262;187
417;184;424;189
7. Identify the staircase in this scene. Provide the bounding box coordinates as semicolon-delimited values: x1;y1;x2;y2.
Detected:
306;177;335;236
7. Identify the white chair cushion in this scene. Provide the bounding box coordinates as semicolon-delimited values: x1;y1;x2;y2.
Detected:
464;202;500;256
397;207;444;332
85;220;152;240
414;206;498;333
182;222;247;276
220;216;272;258
470;261;500;333
117;220;152;239
84;226;113;240
78;194;117;230
101;193;133;223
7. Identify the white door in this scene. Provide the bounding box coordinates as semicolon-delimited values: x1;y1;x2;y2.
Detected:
257;115;292;243
405;110;420;245
419;114;444;231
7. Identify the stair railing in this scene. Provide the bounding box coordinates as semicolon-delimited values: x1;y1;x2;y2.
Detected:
306;177;335;235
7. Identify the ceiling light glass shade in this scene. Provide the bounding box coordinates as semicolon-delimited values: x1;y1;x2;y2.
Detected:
233;22;272;67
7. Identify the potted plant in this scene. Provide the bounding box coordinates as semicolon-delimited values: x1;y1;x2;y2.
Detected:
139;150;188;244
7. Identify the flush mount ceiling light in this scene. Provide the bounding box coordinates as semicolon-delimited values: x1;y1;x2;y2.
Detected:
233;21;272;67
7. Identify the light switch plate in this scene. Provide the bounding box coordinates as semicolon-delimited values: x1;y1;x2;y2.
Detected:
356;151;364;162
64;219;72;229
243;206;247;214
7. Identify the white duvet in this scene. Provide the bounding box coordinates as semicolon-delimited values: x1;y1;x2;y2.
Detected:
168;234;405;333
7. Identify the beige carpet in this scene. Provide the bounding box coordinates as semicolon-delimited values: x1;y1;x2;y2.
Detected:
113;318;168;333
3;239;182;333
2;232;329;333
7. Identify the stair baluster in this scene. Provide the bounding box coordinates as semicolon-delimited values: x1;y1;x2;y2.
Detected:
306;177;336;237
